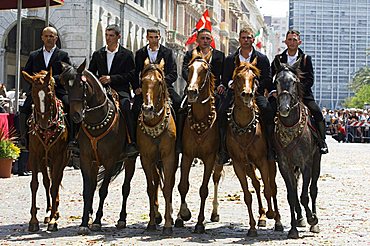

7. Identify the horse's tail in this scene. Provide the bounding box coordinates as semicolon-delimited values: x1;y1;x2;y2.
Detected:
97;160;125;187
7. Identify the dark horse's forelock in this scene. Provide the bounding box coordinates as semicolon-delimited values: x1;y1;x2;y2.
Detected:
275;64;304;100
60;64;79;85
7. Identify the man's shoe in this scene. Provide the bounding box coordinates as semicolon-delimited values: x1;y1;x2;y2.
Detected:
126;143;139;157
18;171;31;176
67;140;80;154
319;141;329;154
219;151;230;165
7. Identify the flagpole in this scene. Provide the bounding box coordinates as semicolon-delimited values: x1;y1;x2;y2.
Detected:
14;0;22;112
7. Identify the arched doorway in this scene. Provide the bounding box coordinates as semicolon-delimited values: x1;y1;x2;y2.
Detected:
4;19;61;92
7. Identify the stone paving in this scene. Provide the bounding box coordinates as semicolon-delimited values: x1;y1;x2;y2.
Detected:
0;137;369;245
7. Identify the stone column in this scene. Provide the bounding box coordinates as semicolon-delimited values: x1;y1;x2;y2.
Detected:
0;48;5;83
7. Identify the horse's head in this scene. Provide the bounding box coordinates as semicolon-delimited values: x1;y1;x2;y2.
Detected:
186;50;214;103
61;60;89;123
141;58;167;120
0;83;7;98
22;68;56;129
273;58;303;117
231;57;260;108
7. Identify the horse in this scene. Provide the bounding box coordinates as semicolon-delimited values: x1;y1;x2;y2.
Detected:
137;58;177;235
174;50;219;233
219;58;283;236
273;58;321;239
22;69;69;232
60;61;137;235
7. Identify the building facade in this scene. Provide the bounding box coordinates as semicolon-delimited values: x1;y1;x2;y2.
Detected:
289;0;370;109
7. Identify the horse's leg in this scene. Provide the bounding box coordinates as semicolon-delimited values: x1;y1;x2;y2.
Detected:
41;164;51;224
233;160;257;237
141;156;157;231
309;155;321;233
246;164;266;227
29;159;40;232
78;162;98;235
153;164;162;225
117;158;136;229
161;154;177;236
258;160;275;220
194;155;216;233
268;160;283;231
211;163;223;222
175;154;193;228
278;164;300;239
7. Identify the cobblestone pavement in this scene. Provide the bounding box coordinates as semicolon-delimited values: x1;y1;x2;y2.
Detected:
1;137;369;245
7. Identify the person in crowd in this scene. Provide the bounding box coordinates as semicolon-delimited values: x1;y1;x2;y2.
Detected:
332;121;346;143
179;28;226;160
88;24;139;157
271;29;328;154
223;26;275;161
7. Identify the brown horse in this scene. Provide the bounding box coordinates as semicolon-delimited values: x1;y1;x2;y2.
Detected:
60;61;136;235
22;69;69;232
220;58;283;236
175;50;219;233
137;58;177;235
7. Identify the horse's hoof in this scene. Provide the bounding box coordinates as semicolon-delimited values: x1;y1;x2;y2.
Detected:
210;213;219;222
307;214;318;226
247;228;258;237
274;221;284;231
28;223;40;232
310;225;320;233
116;220;127;229
258;219;266;227
287;228;299;239
78;226;91;235
194;224;205;234
44;217;50;224
297;218;306;227
162;226;173;236
155;214;163;225
266;210;275;220
90;223;102;231
146;224;157;231
180;209;192;221
47;223;58;231
174;218;184;228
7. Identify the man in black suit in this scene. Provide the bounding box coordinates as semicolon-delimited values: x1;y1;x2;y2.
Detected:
179;28;226;159
271;30;328;154
223;26;275;160
133;28;181;120
88;24;139;156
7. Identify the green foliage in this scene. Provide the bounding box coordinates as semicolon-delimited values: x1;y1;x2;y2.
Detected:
344;84;370;109
0;126;20;160
349;66;370;92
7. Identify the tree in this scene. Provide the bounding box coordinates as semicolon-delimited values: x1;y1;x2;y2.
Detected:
344;84;370;108
349;66;370;92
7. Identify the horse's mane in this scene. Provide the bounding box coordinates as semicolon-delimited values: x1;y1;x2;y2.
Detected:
141;63;169;100
232;61;261;80
34;70;56;93
60;64;78;83
188;54;215;95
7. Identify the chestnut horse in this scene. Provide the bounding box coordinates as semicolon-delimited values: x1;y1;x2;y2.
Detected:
137;58;177;235
60;61;136;235
22;69;69;232
175;50;219;233
273;59;321;239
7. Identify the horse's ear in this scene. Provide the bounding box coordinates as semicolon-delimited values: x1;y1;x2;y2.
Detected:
204;51;212;62
159;58;165;70
273;56;282;72
61;62;70;72
22;71;34;84
77;59;86;74
251;57;258;67
234;55;241;67
144;58;150;66
291;57;301;71
191;49;198;59
44;67;53;85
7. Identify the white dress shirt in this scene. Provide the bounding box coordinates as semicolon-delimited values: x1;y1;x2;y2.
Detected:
106;45;119;73
286;50;299;65
43;45;56;68
239;49;253;63
147;45;160;63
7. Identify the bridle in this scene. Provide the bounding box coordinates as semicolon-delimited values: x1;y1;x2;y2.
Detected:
275;67;300;110
187;57;213;104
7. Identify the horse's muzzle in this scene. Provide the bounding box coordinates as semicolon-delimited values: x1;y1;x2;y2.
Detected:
240;91;253;106
187;89;199;103
278;105;290;117
142;104;155;120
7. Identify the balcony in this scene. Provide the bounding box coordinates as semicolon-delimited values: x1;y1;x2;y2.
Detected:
219;22;229;37
166;30;187;50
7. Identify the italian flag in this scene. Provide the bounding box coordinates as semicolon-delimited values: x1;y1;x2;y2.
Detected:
255;28;263;49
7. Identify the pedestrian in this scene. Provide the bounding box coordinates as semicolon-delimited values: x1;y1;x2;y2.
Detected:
223;26;276;160
88;24;139;156
179;28;226;159
271;29;328;154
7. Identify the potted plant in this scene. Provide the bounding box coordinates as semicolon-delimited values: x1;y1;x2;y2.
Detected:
0;125;20;178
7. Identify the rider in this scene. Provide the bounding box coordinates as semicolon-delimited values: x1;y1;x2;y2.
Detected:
223;26;276;160
88;24;139;157
179;28;226;160
271;29;328;154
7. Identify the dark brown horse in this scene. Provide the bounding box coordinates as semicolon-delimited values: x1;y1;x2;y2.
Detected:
273;59;321;239
22;69;69;232
175;50;219;233
220;58;282;236
137;58;177;235
60;61;136;235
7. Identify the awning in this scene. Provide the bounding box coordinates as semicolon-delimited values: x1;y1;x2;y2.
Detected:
0;0;64;10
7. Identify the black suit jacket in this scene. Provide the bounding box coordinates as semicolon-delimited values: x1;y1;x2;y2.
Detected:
88;45;138;97
135;45;178;89
271;48;314;100
23;47;71;96
223;47;273;95
181;47;225;89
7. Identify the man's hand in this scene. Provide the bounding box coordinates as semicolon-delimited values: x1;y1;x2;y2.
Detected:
216;84;226;95
134;88;142;95
99;75;111;85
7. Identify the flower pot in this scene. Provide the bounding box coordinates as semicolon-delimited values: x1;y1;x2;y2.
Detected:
0;158;13;178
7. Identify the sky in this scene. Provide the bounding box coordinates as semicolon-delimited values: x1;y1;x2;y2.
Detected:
255;0;289;18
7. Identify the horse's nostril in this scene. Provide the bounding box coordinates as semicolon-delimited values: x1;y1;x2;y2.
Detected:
241;91;246;97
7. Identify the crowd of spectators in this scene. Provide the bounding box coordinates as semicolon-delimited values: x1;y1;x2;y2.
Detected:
322;107;370;143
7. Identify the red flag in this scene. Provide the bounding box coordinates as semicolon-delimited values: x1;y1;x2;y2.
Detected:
185;10;216;48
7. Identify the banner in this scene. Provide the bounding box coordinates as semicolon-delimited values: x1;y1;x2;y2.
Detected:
185;9;216;48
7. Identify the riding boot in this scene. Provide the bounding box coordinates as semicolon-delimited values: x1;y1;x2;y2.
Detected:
317;120;329;154
218;126;230;165
123;110;139;157
175;110;186;154
18;112;29;150
265;124;276;161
